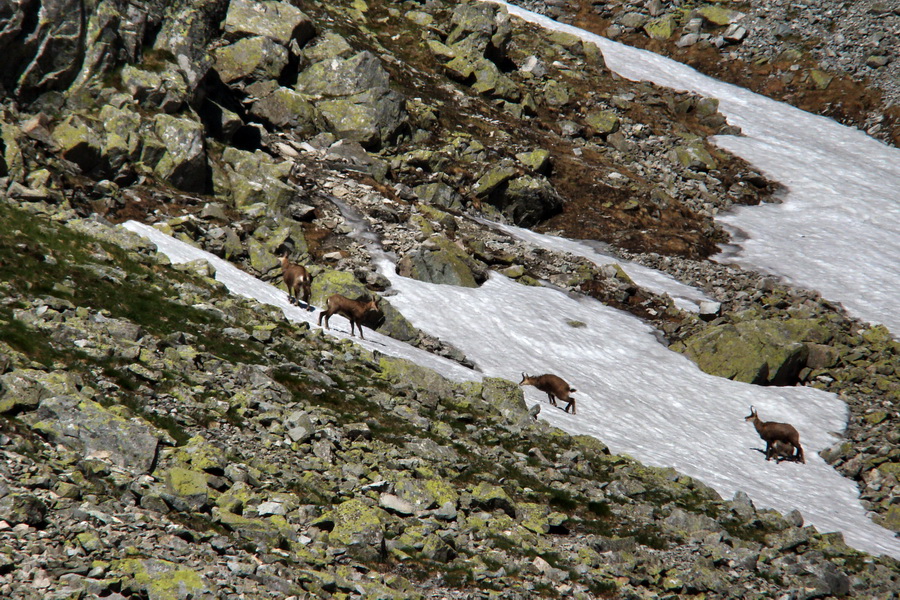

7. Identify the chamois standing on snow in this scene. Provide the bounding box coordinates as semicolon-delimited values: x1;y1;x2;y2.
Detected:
279;252;312;308
318;294;381;339
519;373;577;414
745;405;805;464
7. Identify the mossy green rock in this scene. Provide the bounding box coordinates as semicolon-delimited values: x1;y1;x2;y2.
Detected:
213;35;288;83
22;396;160;474
699;5;740;26
117;558;213;600
319;498;390;561
397;235;480;288
471;482;516;517
153;113;207;192
378;356;458;401
173;435;227;473
165;466;209;510
644;15;677;40
495;175;563;227
585;110;620;134
317;89;407;148
223;0;314;46
673;143;718;171
51;115;102;172
515;149;551;173
672;320;816;385
249;87;319;135
414;182;464;210
481;376;527;423
213;147;294;210
473;166;517;197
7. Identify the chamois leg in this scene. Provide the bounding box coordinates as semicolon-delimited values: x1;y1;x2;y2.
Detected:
565;399;576;414
546;393;557;407
318;312;330;330
795;443;805;464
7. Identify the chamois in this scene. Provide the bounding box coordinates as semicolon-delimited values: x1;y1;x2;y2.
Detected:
279;252;312;308
318;294;381;339
519;373;577;414
745;406;805;464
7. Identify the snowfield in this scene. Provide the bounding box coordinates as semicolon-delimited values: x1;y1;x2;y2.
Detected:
123;221;900;560
119;0;900;561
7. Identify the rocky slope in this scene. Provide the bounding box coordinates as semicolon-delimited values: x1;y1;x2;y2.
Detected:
0;0;898;598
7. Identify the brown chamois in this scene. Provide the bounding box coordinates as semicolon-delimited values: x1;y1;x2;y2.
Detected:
279;253;312;308
745;406;805;464
318;294;381;339
519;373;577;414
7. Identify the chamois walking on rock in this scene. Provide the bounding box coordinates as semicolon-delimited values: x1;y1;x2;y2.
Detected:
279;252;312;309
318;294;381;339
520;373;577;414
745;406;805;463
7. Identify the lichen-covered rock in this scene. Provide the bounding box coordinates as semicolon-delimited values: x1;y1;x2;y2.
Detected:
153;113;207;192
212;147;295;210
249;87;320;135
491;175;563;227
165;466;210;511
152;0;226;91
586;110;620;135
644;15;677;40
515;149;551;174
414;182;465;211
470;482;516;517
214;35;288;84
0;493;47;527
0;0;84;99
446;1;511;63
100;104;143;174
120;64;189;112
223;0;315;46
116;558;215;600
672;320;816;385
397;236;481;288
317;498;391;561
480;377;528;423
317;89;407;149
672;142;718;171
21;395;161;474
51;115;103;173
0;369;81;414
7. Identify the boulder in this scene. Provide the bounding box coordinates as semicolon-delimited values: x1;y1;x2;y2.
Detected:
100;105;143;174
249;87;320;135
480;377;528;424
153;113;207;192
296;51;390;97
316;88;407;149
491;175;563;227
585;110;620;135
223;0;315;46
0;0;83;100
672;320;817;385
0;494;47;527
120;64;189;112
397;236;481;288
152;0;227;91
414;182;465;211
644;15;677;40
212;147;295;211
213;35;288;84
446;1;512;63
50;115;103;173
21;396;161;474
117;558;215;600
316;498;390;561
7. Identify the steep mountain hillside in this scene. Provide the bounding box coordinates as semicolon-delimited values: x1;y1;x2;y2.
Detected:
0;0;898;598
